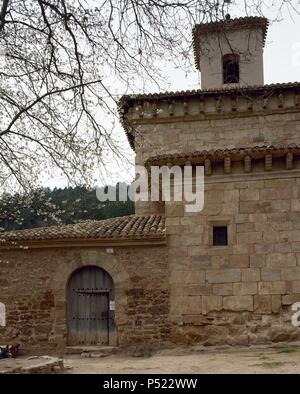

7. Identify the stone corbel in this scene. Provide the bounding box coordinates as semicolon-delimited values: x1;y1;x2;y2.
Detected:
244;155;252;173
199;97;205;114
137;104;144;118
286;152;293;170
168;101;174;116
231;96;237;112
215;96;222;112
295;92;300;108
262;96;269;110
224;156;231;174
183;101;189;116
152;102;158;118
277;92;284;108
204;158;212;175
247;98;253;112
265;154;272;171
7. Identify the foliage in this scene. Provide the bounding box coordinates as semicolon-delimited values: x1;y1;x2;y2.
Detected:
0;185;134;231
1;0;298;190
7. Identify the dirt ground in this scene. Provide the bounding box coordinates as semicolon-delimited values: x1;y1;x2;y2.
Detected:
64;344;300;374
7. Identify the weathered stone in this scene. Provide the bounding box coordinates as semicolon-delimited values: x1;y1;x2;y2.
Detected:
206;269;241;283
266;253;296;268
241;268;260;282
170;270;187;284
254;295;272;314
290;281;300;293
258;281;286;295
261;269;281;282
236;223;255;232
184;296;202;315
240;189;260;201
186;270;205;284
250;254;266;268
272;295;282;313
271;325;299;342
237;232;262;244
282;294;300;305
223;296;253;311
230;255;250;268
281;267;300;281
212;283;233;296
202;296;222;315
233;282;257;295
188;284;212;296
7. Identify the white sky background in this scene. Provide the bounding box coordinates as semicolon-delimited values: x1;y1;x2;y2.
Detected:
43;6;300;190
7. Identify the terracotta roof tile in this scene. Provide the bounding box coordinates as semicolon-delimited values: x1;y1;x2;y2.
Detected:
120;82;300;103
0;215;166;242
118;82;300;151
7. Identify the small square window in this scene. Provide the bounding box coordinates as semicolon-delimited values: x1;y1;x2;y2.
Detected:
213;226;228;246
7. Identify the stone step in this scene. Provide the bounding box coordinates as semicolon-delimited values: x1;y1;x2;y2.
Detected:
65;345;116;357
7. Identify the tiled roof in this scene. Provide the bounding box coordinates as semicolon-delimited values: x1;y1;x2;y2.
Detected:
145;144;300;165
192;17;269;70
120;82;300;103
118;82;300;151
0;215;166;243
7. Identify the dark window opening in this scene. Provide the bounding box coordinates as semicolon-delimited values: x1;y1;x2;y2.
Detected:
223;54;239;84
213;226;228;246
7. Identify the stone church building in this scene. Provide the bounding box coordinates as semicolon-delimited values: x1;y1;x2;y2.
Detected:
1;16;300;351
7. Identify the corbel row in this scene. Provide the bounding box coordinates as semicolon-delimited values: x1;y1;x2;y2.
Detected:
135;91;300;119
203;151;295;175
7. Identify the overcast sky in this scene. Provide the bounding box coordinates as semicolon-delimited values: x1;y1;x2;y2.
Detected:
44;9;300;190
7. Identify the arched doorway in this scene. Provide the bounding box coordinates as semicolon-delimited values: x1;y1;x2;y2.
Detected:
67;266;115;346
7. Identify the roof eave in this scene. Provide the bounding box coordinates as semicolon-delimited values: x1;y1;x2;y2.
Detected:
0;236;167;250
119;82;300;151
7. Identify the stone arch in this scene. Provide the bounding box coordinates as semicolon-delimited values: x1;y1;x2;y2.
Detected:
0;302;6;327
79;249;130;286
49;248;130;347
222;53;240;84
66;265;117;346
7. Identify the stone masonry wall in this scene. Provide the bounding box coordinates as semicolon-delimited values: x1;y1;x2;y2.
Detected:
135;111;300;168
0;245;169;352
134;109;300;215
167;174;300;345
130;101;300;345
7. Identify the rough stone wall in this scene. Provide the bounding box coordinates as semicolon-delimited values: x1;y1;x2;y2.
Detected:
135;111;300;166
130;99;300;345
166;174;300;345
134;108;300;215
0;245;168;351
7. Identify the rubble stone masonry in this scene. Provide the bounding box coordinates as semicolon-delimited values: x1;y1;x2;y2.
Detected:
1;85;300;350
0;246;169;351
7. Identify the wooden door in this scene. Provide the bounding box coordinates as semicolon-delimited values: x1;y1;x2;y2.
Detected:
67;266;114;346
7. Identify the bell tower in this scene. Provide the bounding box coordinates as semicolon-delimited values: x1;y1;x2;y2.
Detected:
192;16;269;89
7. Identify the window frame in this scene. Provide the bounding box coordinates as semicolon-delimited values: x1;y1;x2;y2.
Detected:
213;225;228;246
222;53;240;84
208;220;234;248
